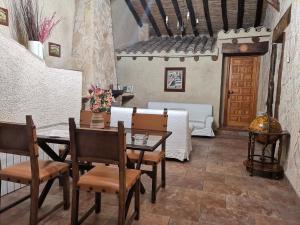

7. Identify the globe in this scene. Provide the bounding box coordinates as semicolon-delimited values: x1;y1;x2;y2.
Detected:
249;115;282;143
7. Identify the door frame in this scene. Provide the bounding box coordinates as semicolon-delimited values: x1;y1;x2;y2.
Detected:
220;55;261;130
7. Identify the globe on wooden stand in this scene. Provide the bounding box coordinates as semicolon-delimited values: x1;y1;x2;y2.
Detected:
243;114;288;179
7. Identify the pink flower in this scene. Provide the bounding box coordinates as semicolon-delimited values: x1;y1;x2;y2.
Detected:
38;13;61;43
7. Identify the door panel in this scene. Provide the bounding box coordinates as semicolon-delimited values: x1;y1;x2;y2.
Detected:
225;56;260;128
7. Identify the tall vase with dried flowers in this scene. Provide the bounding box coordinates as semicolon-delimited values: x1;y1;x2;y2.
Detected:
88;85;114;129
11;0;60;59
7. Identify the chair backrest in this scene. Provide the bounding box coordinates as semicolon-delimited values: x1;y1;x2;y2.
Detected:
0;116;38;157
70;118;126;165
131;107;168;132
80;110;111;128
0;116;40;181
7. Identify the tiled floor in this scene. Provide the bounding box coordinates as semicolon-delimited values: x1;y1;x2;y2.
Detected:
1;136;300;225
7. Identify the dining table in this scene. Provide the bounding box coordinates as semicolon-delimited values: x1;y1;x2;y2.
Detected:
36;122;172;216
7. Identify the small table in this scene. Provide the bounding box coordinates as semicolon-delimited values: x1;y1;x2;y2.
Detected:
244;130;289;179
37;123;172;213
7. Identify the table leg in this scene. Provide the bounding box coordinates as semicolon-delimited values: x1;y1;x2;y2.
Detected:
38;178;56;208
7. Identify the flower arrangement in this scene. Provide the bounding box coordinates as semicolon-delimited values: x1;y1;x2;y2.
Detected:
88;85;114;113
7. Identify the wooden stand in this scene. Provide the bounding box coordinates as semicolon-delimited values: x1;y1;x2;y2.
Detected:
244;130;289;179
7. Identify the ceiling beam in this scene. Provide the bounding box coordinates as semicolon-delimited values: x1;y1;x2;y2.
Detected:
237;0;245;29
221;0;229;31
185;0;199;36
155;0;173;36
264;0;280;11
125;0;143;27
140;0;161;37
202;0;213;36
171;0;186;36
254;0;264;27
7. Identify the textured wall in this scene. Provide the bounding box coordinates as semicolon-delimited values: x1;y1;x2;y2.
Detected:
0;0;75;70
72;0;117;94
260;0;300;196
111;0;140;49
0;33;82;196
117;56;223;128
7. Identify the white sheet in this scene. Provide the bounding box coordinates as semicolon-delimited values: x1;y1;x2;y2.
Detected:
111;107;192;161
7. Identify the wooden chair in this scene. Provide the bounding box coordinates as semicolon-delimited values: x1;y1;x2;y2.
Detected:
0;116;70;225
127;107;168;203
69;119;141;225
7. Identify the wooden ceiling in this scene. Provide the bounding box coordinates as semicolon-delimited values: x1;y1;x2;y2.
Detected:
125;0;275;37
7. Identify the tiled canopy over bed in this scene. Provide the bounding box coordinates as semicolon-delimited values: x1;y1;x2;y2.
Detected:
116;27;271;58
117;36;217;56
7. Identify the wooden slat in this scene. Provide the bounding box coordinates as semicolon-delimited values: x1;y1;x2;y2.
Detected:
264;0;280;11
221;0;229;31
202;0;213;36
171;0;186;36
254;0;264;27
185;0;199;36
125;0;143;27
140;0;161;36
273;6;291;42
266;44;277;117
155;0;173;36
222;42;269;55
237;0;245;29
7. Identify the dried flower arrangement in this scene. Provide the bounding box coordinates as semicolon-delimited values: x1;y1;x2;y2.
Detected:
11;0;60;44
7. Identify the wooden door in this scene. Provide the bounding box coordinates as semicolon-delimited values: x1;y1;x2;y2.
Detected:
224;56;260;129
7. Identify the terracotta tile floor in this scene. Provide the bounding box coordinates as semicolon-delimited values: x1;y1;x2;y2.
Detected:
1;136;300;225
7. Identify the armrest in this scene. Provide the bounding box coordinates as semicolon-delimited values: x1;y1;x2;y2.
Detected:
205;116;214;128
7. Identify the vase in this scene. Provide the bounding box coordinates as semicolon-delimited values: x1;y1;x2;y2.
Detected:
28;41;44;59
90;112;105;129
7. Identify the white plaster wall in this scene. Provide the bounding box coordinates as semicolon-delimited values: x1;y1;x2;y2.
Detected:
0;33;82;196
0;0;75;70
261;0;300;197
117;56;223;128
111;0;139;49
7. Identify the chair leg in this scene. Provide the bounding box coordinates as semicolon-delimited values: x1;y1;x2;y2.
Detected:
151;164;157;204
62;172;70;210
134;179;140;220
161;158;166;188
95;192;101;214
29;184;39;225
71;188;79;225
118;194;126;225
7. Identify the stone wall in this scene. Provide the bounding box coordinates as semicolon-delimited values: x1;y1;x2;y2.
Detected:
260;0;300;196
72;0;117;95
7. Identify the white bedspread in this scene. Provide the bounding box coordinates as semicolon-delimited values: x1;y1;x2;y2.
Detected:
111;107;192;161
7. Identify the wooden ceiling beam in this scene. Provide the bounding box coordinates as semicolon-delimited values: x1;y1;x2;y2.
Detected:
254;0;264;27
185;0;199;36
140;0;161;36
155;0;173;36
202;0;213;37
125;0;143;27
171;0;186;36
264;0;280;12
237;0;245;29
221;0;229;31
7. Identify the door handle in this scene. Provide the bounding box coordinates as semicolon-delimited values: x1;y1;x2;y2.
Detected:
228;90;234;95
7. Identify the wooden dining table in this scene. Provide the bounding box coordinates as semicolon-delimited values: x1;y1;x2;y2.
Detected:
36;122;172;216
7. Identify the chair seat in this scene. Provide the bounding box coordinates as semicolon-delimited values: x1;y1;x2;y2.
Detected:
77;165;141;194
0;160;69;184
127;150;164;165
